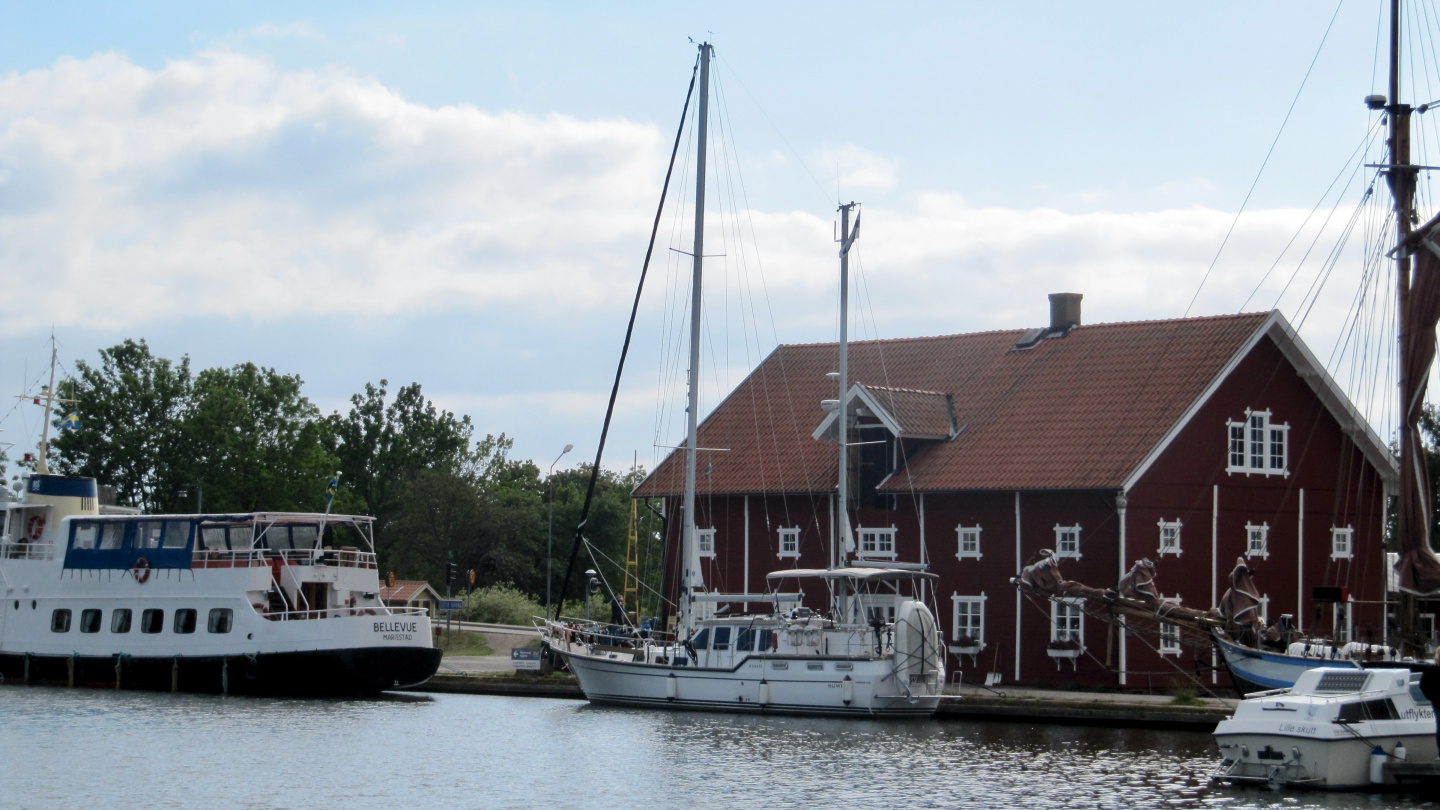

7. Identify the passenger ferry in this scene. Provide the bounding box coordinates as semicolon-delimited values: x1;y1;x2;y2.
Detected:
0;473;442;695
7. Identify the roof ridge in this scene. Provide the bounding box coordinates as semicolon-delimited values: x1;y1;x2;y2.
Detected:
778;310;1272;349
860;383;948;396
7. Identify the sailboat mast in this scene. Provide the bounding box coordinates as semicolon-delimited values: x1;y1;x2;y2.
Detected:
36;339;57;476
1386;0;1421;649
679;42;712;636
837;202;857;568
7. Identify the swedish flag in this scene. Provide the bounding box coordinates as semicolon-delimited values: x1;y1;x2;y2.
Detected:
325;476;338;504
59;411;80;430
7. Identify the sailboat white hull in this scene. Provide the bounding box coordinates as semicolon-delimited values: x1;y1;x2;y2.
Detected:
557;648;940;717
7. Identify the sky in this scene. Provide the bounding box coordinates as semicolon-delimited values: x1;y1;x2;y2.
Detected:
0;1;1429;476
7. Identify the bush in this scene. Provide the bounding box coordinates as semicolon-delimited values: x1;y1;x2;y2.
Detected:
462;584;544;626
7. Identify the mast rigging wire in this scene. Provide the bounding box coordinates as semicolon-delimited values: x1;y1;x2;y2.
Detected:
555;55;700;617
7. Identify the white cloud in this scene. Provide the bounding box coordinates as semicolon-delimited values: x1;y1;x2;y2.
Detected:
0;50;665;333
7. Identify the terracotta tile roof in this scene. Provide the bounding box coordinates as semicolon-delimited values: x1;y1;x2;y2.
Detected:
634;312;1272;496
380;580;437;604
861;385;955;440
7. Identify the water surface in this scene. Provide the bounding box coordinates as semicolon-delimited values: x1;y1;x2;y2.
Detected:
0;685;1432;809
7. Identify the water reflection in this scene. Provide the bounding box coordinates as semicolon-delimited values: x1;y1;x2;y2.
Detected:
1;686;1435;809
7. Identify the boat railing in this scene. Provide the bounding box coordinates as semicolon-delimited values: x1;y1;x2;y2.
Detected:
252;605;430;622
192;547;377;569
1;540;56;560
545;616;674;648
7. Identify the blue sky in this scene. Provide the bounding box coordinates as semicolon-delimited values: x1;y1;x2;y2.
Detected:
0;1;1419;473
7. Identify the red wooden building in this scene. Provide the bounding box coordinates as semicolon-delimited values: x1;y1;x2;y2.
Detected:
635;295;1397;689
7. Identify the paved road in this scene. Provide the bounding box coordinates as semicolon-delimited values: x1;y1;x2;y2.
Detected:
440;654;518;674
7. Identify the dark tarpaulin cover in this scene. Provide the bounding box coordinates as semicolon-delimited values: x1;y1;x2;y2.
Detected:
1399;214;1440;594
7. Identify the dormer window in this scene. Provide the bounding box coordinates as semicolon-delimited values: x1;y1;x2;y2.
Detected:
1226;409;1288;476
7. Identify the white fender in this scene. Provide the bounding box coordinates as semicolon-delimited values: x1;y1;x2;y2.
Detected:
842;675;854;705
758;679;769;705
666;673;677;700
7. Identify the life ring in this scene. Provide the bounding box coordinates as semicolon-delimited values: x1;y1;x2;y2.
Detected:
25;514;45;541
132;557;151;584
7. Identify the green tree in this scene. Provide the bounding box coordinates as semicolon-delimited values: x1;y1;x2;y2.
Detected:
50;339;192;511
178;363;337;512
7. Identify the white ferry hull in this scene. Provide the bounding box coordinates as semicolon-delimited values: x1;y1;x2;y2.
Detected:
557;648;940;718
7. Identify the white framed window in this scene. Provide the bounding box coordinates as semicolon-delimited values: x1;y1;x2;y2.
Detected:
1226;409;1289;477
857;526;897;560
956;525;982;560
777;527;800;558
1245;522;1269;560
697;528;716;558
951;593;986;648
1051;598;1084;645
1333;600;1352;644
1054;524;1082;559
1331;526;1353;561
1157;519;1182;557
1159;594;1182;656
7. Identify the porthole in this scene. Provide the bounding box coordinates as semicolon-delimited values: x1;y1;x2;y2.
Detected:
31;600;36;609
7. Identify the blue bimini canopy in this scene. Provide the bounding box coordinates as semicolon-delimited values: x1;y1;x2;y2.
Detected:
64;517;195;570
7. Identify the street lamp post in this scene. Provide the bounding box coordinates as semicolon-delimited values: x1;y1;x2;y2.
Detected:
546;443;574;620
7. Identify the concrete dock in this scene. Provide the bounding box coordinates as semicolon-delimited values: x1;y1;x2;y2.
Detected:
406;656;1234;730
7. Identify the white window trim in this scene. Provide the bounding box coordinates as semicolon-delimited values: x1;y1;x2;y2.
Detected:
697;527;717;559
1245;522;1270;561
1050;597;1085;647
1158;594;1183;656
955;525;983;560
1330;526;1354;561
777;527;800;559
1225;408;1290;477
856;525;898;561
1157;518;1182;558
1054;524;1082;560
950;592;987;650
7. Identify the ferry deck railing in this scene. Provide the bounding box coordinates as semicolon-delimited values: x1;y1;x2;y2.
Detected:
192;547;377;569
1;540;56;560
253;605;430;622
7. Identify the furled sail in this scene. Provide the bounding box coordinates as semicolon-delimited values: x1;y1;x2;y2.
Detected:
1397;213;1440;594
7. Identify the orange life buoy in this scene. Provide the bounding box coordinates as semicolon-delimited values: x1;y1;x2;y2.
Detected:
25;514;45;541
132;556;151;584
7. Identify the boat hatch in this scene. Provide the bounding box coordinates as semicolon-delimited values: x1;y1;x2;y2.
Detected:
1314;671;1370;694
1335;698;1399;724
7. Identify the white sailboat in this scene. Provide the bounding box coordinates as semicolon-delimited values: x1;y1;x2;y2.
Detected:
541;43;945;718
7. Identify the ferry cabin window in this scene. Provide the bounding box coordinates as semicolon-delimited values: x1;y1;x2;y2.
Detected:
200;527;227;550
136;521;164;550
174;609;197;634
162;521;190;549
51;609;72;632
712;626;732;651
111;609;132;633
265;526;292;550
140;609;164;634
290;526;319;550
99;524;124;550
208;608;233;633
691;628;710;650
735;627;755;652
79;608;102;633
226;527;253;550
73;524;99;550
